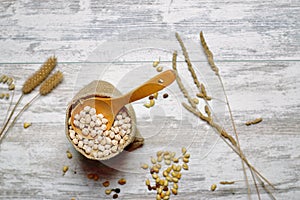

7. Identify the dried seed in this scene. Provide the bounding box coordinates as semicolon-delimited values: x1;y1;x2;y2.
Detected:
192;98;199;104
153;60;160;67
163;170;168;177
5;93;9;99
172;157;179;163
165;190;170;196
152;173;158;179
156;164;161;169
141;163;149;169
152;166;159;173
171;188;178;195
151;157;157;164
181;147;187;155
23;122;31;129
163;195;169;200
112;194;118;199
118;178;126;185
8;84;15;90
245;118;263;126
176;173;181;179
157;187;162;194
159;179;164;186
66;150;72;159
158;79;164;83
175;165;181;172
166;167;172;173
153;92;158;99
23;56;57;94
105;189;112;195
156;66;163;72
172;177;179;183
171;171;178;177
87;173;95;179
182;163;189;170
157;151;163;157
157;156;163;162
166;176;172;182
211;184;217;191
184;153;190;159
40;71;63;95
93;174;99;181
163;93;169;98
149;95;154;100
114;188;121;193
146;179;151;186
220;181;235;185
183;157;189;163
173;183;178;189
6;77;13;85
164;154;171;160
164;159;171;165
163;180;168;187
102;180;110;187
62;166;69;174
156;194;161;200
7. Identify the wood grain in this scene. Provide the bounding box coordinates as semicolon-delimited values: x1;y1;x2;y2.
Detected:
0;0;299;199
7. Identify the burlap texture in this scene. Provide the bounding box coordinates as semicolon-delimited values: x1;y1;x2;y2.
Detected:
65;80;144;160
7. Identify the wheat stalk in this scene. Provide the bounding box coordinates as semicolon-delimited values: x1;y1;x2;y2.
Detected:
22;56;57;94
1;71;64;139
173;33;275;199
0;57;57;143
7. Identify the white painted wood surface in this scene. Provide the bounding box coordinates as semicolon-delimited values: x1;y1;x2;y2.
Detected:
0;0;299;199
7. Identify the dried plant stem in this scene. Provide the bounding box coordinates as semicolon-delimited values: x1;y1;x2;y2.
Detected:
2;85;16;127
175;33;202;89
176;32;251;198
183;102;275;191
200;31;254;198
4;93;40;137
171;51;197;109
172;34;275;198
0;94;24;140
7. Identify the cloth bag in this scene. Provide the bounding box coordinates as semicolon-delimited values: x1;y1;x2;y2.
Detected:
65;80;144;160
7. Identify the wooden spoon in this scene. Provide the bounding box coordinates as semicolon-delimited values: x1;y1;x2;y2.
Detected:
70;69;176;139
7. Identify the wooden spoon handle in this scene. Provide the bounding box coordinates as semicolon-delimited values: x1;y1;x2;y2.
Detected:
122;69;176;103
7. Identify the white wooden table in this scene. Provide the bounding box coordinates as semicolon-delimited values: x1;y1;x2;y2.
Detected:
0;1;299;199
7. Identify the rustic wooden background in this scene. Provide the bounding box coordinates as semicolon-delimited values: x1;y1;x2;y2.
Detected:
0;0;299;199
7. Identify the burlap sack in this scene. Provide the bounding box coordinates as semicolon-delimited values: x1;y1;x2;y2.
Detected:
65;80;144;160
